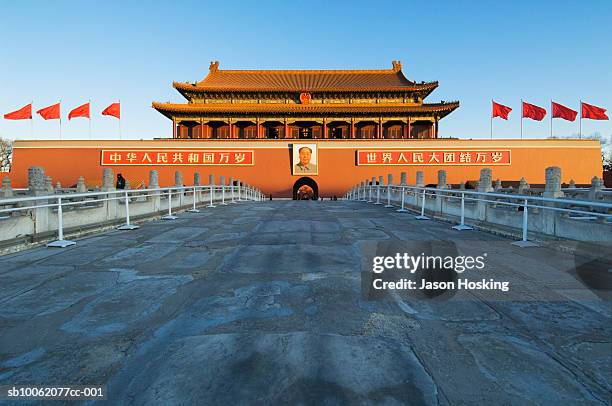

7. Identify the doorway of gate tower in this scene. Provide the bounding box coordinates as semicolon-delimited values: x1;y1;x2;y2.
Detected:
293;177;319;200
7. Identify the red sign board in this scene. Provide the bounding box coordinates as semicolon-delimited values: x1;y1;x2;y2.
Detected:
357;150;511;166
101;150;254;166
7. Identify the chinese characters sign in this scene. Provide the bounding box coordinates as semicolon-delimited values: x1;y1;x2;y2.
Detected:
356;150;511;166
101;150;254;166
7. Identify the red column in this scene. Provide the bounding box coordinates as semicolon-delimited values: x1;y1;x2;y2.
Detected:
323;118;327;139
228;120;233;139
351;119;355;138
378;118;382;138
172;118;177;138
256;118;261;139
284;119;288;139
435;117;439;138
407;117;411;139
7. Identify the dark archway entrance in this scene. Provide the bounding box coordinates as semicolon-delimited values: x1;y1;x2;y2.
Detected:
292;177;319;200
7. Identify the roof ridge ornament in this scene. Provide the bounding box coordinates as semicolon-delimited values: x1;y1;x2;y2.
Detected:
392;60;402;72
209;61;220;74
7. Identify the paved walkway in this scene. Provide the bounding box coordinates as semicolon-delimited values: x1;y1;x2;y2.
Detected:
0;201;610;405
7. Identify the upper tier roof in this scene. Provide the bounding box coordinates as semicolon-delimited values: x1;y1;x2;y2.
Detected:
173;61;438;94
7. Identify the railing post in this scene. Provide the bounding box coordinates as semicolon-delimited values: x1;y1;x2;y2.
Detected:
367;184;373;203
384;185;393;208
189;185;200;213
207;183;216;208
47;196;76;247
162;188;177;220
375;182;382;205
511;198;538;247
396;186;408;213
221;185;227;205
118;190;140;230
415;188;430;220
452;192;473;230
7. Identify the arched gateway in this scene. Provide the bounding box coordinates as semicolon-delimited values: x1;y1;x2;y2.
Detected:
293;177;318;200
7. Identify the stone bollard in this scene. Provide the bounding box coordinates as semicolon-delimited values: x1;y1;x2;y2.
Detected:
543;167;564;198
101;168;117;219
194;171;201;186
542;167;563;234
55;182;62;193
494;179;502;191
237;180;242;201
437;170;447;189
28;166;46;195
568;179;576;189
459;181;466;191
379;175;384;186
102;168;115;192
209;174;215;185
477;168;494;193
0;176;13;198
76;176;87;193
219;176;226;186
387;173;393;186
149;170;159;189
588;176;603;201
400;172;407;185
416;171;424;187
175;171;183;187
148;170;160;211
518;177;530;195
475;168;493;221
26;167;49;233
124;179;131;190
45;176;54;194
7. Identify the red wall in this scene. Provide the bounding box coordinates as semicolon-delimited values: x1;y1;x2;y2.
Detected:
7;139;603;197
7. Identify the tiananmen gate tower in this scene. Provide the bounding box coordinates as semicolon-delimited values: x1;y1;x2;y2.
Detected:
6;61;603;198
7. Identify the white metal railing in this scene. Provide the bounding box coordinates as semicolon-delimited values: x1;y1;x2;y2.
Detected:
0;184;264;248
345;183;612;247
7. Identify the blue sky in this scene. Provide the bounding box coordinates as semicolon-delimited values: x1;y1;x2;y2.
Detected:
1;0;611;141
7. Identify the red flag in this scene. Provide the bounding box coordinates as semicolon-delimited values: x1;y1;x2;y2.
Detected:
522;101;547;121
4;103;32;120
68;102;90;120
37;103;60;120
492;101;512;120
102;102;120;119
551;102;577;121
581;102;608;120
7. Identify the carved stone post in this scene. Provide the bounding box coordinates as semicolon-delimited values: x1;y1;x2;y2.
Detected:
102;168;117;220
416;171;424;187
76;176;87;193
28;167;49;233
149;170;160;212
518;177;529;195
0;176;13;198
588;176;603;201
400;172;407;185
543;167;564;198
476;168;493;221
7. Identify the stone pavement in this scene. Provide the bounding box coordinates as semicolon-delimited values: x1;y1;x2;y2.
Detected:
0;201;610;405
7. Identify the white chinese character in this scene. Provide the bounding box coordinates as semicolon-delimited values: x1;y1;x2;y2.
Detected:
491;152;503;163
126;152;137;163
428;152;440;163
459;152;471;163
142;153;153;163
412;153;423;163
157;153;168;163
219;153;230;164
366;152;377;163
203;153;214;163
187;153;199;163
234;153;246;164
172;152;184;163
443;152;456;163
382;153;392;163
109;152;122;163
476;153;487;163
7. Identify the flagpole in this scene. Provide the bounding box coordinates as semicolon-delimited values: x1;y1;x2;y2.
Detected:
89;99;92;140
30;99;34;139
59;99;62;141
118;99;122;140
579;99;582;139
490;99;493;139
520;99;523;139
550;100;553;138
